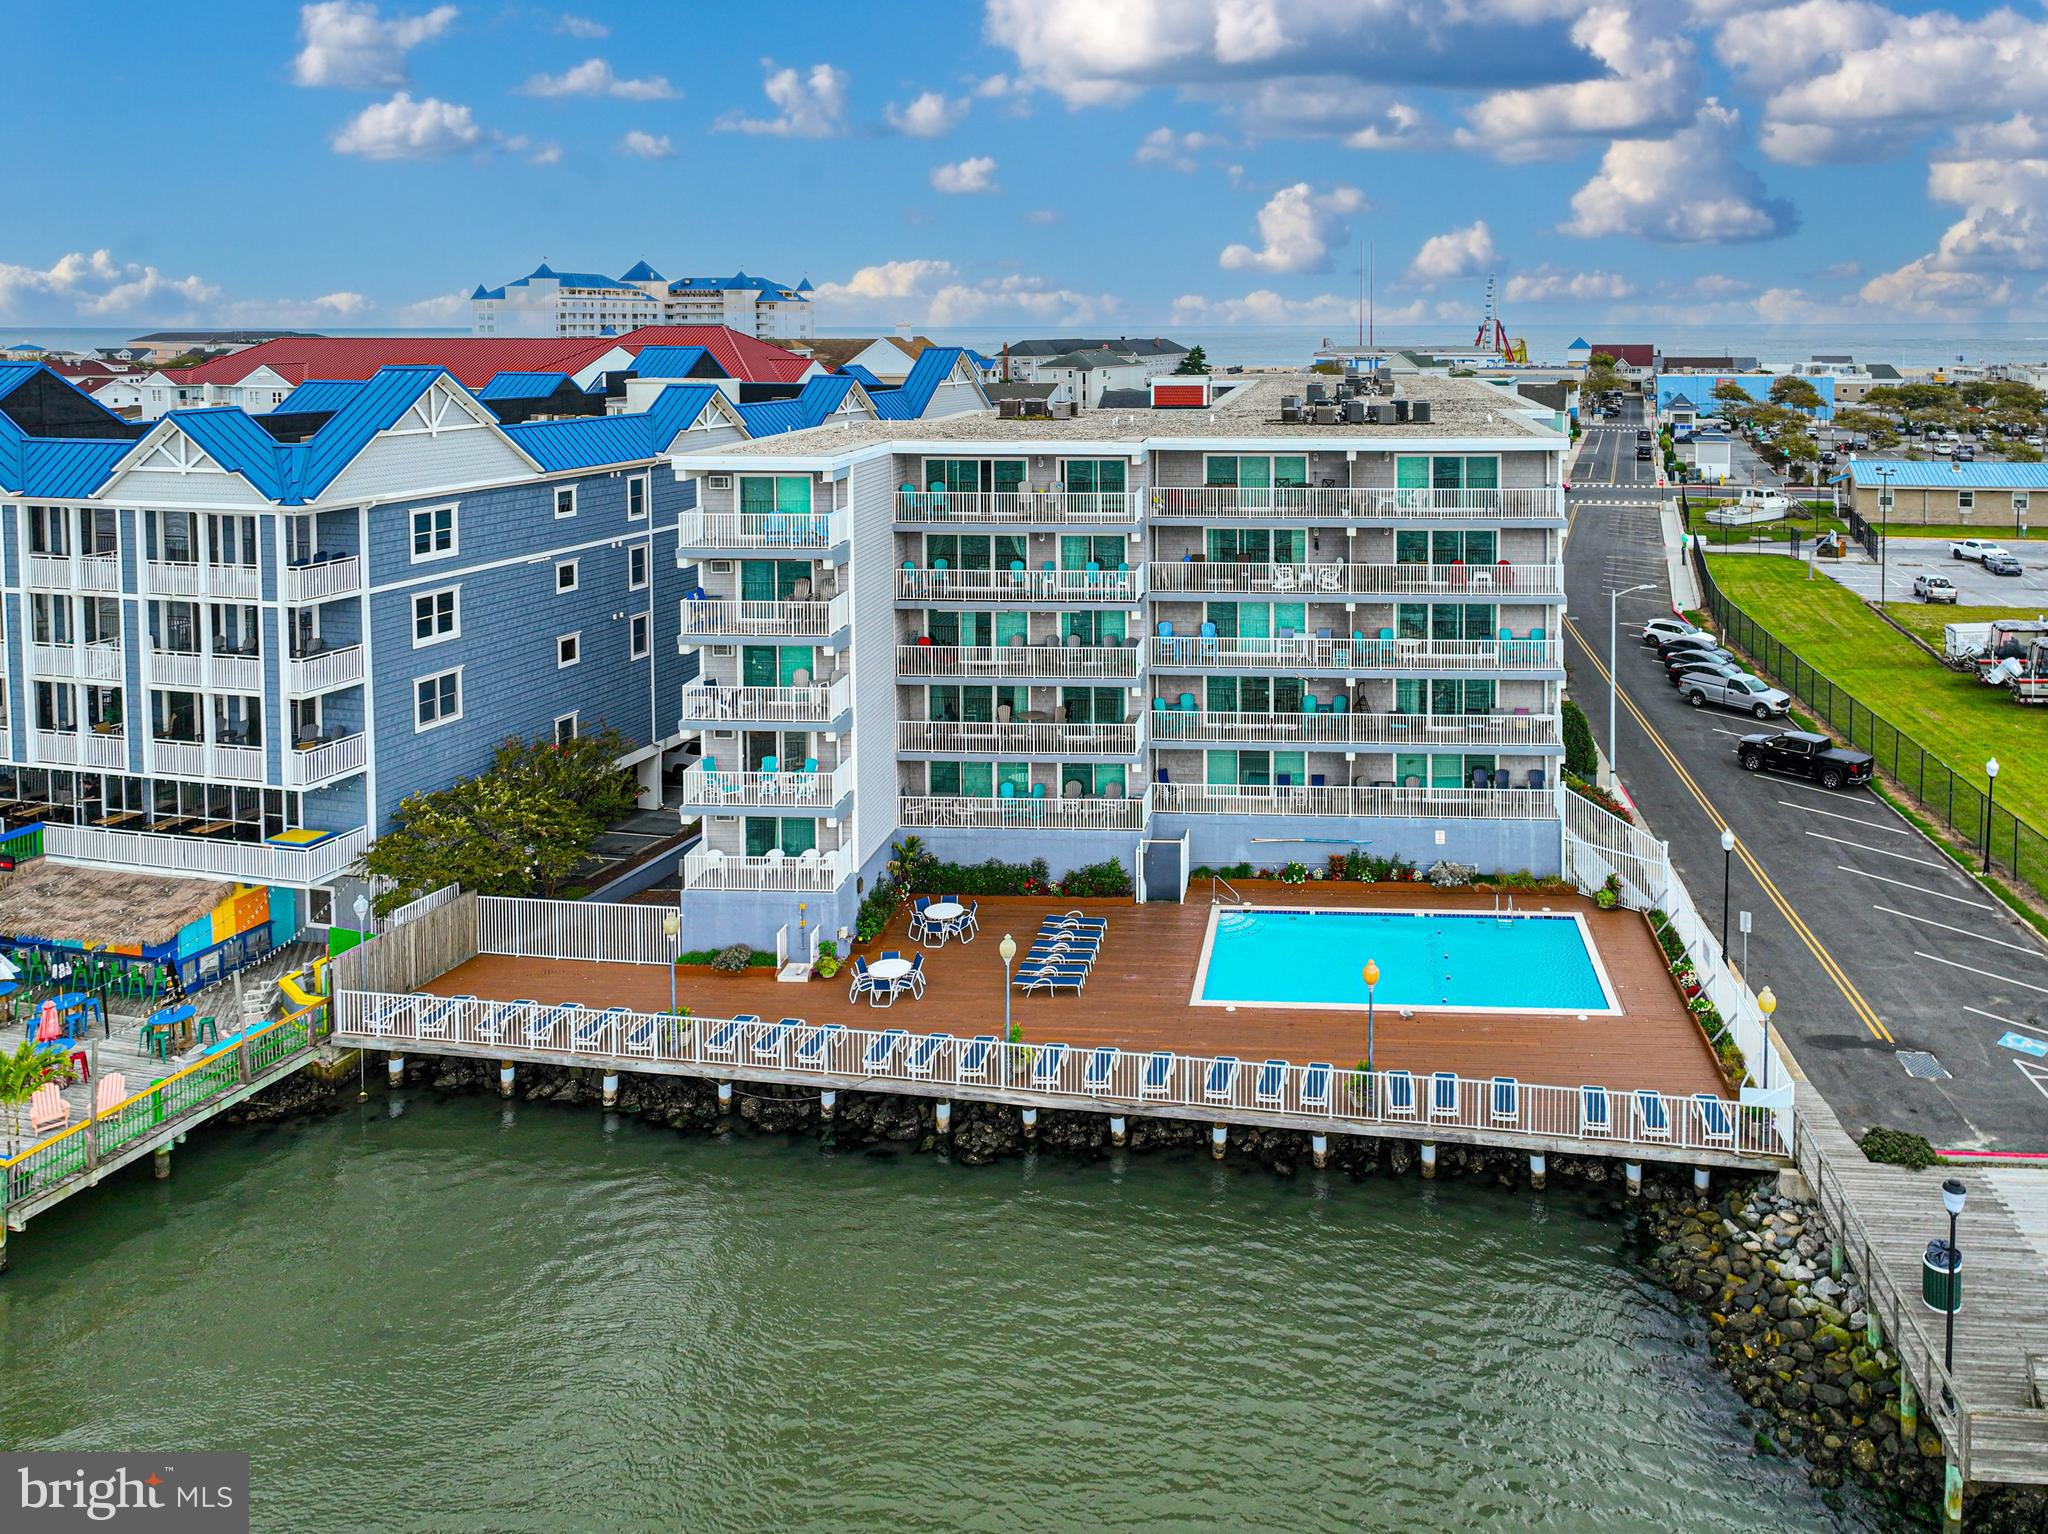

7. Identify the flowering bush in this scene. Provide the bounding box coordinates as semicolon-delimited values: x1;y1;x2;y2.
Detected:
1280;861;1308;885
1426;860;1477;888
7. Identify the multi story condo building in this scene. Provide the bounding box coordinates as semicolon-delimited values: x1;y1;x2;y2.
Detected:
472;262;815;340
664;371;1569;946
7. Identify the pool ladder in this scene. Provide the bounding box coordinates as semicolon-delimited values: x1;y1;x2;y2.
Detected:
1494;892;1516;925
1211;874;1247;907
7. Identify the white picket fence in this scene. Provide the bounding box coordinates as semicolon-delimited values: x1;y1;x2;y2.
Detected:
476;895;677;966
387;883;461;929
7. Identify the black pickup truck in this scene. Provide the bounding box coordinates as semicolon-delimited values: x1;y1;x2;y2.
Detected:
1734;729;1874;790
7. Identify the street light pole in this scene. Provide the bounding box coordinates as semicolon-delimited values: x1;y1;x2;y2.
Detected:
1941;1177;1966;1410
1609;583;1655;786
1875;465;1895;607
1985;757;2001;874
1757;985;1776;1093
1720;827;1736;951
1362;958;1379;1110
998;933;1016;1086
662;911;680;1016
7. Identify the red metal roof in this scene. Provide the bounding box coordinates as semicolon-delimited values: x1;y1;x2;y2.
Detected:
1589;342;1657;368
170;325;813;390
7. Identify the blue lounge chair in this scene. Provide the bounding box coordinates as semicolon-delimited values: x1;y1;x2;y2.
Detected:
958;1033;996;1081
1255;1059;1286;1107
571;1006;614;1051
1203;1056;1240;1104
1016;965;1087;994
752;1018;798;1063
1141;1050;1173;1099
618;1012;660;1056
417;996;457;1037
1084;1045;1117;1094
1031;1042;1069;1087
1490;1075;1519;1126
1694;1093;1735;1147
366;995;411;1036
794;1023;843;1068
704;1014;754;1061
477;1001;522;1044
1580;1085;1613;1136
864;1027;908;1073
1301;1062;1331;1112
524;1003;567;1046
907;1032;948;1078
1430;1071;1460;1122
1635;1089;1672;1141
1384;1068;1417;1118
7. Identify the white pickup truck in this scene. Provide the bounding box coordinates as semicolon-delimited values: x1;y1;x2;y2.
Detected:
1951;538;2007;564
1913;574;1960;603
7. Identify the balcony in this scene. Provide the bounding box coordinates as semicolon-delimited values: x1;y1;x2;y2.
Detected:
1155;782;1556;819
286;644;366;695
897;642;1141;681
897;719;1144;756
30;641;124;682
676;508;845;551
1146;561;1563;599
43;822;370;887
895;567;1145;604
677;676;850;730
28;552;121;592
1147;635;1561;673
287;732;368;789
147;649;263;692
678;591;849;642
899;790;1151;832
1149;709;1560;749
282;554;363;604
144;559;262;601
682;845;850;892
1147;486;1564;523
150;738;267;784
33;729;127;771
677;760;851;812
894;489;1143;526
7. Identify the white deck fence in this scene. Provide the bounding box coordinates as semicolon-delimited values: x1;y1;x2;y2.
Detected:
476;895;678;966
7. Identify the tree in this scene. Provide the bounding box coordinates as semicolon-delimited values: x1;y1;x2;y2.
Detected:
1584;353;1624;398
0;1040;57;1152
1174;345;1208;375
360;727;640;914
1768;375;1824;413
1775;430;1821;483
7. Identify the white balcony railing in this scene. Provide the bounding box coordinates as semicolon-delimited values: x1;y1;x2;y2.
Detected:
282;555;363;603
286;644;366;695
143;560;262;600
29;640;124;682
26;552;72;587
1146;561;1563;598
896;643;1142;680
678;591;848;640
677;676;850;728
678;760;850;810
27;552;123;591
897;720;1144;756
896;567;1145;603
287;732;368;788
899;790;1151;832
44;822;370;887
895;489;1144;525
682;846;851;892
149;739;267;784
677;509;845;550
1155;782;1556;819
1148;709;1559;749
38;728;130;770
1146;486;1564;522
1147;635;1560;672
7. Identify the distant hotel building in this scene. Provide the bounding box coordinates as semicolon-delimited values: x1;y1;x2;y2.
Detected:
471;262;814;340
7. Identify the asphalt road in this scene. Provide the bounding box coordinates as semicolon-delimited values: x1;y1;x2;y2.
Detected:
1819;537;2048;607
1566;414;2048;1153
1572;396;1662;494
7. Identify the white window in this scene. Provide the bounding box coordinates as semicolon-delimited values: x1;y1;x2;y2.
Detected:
629;545;648;590
412;587;459;646
556;559;579;593
631;612;650;658
411;504;457;561
558;632;580;668
554;485;577;519
627;475;648;520
415;668;462;730
553;712;578;745
1958;490;1976;512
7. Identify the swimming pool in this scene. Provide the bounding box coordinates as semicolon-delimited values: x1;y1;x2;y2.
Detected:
1192;907;1619;1015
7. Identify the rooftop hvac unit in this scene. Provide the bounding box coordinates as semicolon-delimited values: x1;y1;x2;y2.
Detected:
1312;404;1339;424
1369;403;1397;424
1344;398;1367;424
1050;399;1078;418
1392;398;1410;423
1305;382;1329;403
1410;400;1433;424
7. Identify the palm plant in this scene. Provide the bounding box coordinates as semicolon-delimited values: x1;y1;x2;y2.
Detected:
0;1039;54;1152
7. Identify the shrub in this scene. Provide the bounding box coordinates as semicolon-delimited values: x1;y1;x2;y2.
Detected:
1562;699;1599;781
1426;860;1476;888
1280;860;1308;885
1062;858;1134;898
711;944;754;973
855;879;900;943
1860;1126;1938;1169
1566;775;1632;822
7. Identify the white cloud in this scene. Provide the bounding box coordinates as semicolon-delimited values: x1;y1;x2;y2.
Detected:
1024;208;1060;224
292;1;456;89
810;259;1119;326
331;92;491;159
1408;220;1497;283
519;58;677;100
1687;273;1756;298
1220;183;1365;275
1135;126;1226;172
1171;289;1442;326
398;290;470;323
1562;103;1794;244
526;140;562;166
930;156;999;194
714;61;849;138
1459;4;1696;160
886;91;969;137
617;130;674;160
557;13;607;39
0;249;216;319
1502;267;1638;302
1861;156;2048;313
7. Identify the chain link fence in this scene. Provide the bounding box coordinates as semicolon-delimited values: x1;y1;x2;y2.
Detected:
1694;546;2048;901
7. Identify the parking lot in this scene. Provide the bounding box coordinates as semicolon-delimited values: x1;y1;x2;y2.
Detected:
1816;536;2048;607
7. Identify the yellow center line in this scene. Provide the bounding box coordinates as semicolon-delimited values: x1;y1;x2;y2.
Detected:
1562;611;1894;1043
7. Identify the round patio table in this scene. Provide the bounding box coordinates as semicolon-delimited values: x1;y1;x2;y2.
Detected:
867;958;913;985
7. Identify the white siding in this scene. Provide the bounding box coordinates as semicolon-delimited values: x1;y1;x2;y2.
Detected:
846;455;900;874
321;424;537;504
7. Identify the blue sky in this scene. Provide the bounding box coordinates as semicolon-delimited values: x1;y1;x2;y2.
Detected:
5;0;2040;331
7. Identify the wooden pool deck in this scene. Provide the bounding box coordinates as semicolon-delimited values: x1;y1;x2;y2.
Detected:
419;889;1732;1102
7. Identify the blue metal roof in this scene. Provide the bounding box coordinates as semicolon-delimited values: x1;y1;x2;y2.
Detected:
278;379;368;413
2;435;131;498
1847;459;2048;490
477;370;571;401
631;345;717;378
665;271;805;296
734;376;861;438
502;384;721;471
838;363;883;388
869;347;977;421
0;360;42;400
620;260;664;282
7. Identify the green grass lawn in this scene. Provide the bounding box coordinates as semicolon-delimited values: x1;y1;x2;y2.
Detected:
1871;521;2048;543
1884;602;2048;652
1706;555;2048;831
1685;505;1846;546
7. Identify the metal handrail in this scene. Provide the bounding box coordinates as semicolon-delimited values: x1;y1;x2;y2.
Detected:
1212;873;1245;906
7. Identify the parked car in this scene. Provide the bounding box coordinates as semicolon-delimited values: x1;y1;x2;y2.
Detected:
1655;630;1721;658
1913;575;1960;603
1952;538;2008;564
1819;451;1838;466
1686;673;1791;718
1735;729;1874;789
1986;551;2025;576
1636;428;1653;441
1636;445;1654;461
1666;648;1737;684
1640;617;1698;647
1673;657;1745;689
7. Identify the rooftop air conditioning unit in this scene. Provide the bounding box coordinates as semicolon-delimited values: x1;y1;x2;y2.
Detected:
1343;399;1367;424
1369;403;1397;424
1280;395;1303;423
1392;398;1411;423
1315;404;1341;425
1410;400;1433;424
1306;382;1329;403
707;474;732;489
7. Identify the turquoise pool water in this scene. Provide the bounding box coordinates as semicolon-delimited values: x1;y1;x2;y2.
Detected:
1196;907;1617;1013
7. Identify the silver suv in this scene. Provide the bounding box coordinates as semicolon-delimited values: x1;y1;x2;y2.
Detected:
1683;671;1792;719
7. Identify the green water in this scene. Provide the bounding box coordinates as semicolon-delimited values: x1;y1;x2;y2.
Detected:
0;1097;1903;1534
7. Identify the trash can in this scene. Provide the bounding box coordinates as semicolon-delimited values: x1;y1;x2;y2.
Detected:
1922;1238;1962;1313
